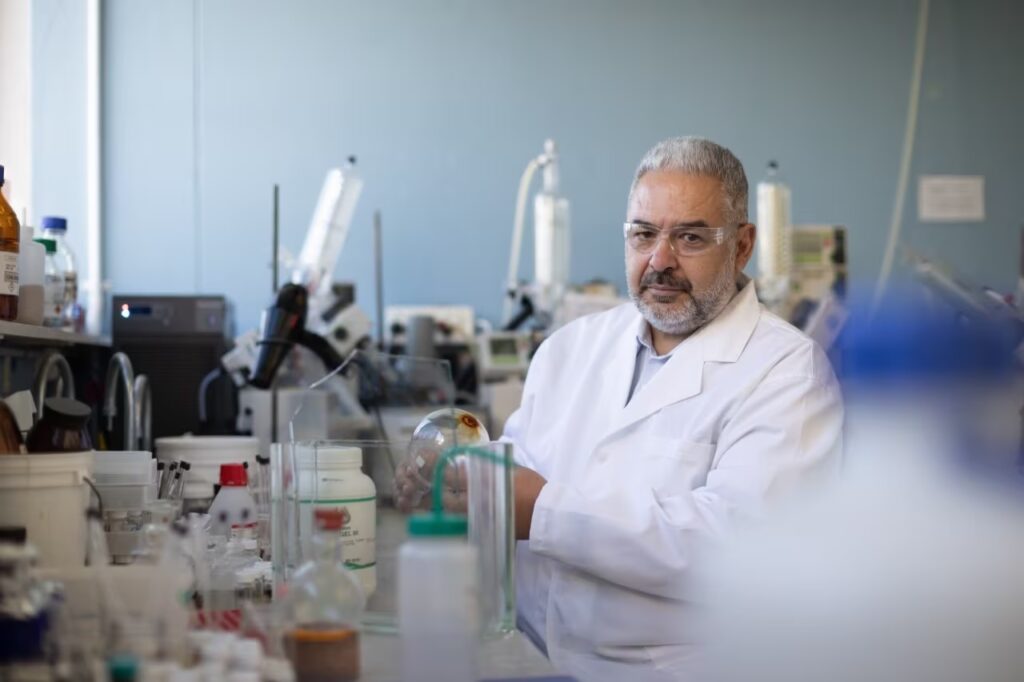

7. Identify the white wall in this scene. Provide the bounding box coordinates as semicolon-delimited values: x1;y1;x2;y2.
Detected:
0;0;32;217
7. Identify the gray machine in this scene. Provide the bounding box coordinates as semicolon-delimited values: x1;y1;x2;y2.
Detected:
112;295;231;439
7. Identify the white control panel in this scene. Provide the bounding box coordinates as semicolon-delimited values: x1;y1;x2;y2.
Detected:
477;331;531;381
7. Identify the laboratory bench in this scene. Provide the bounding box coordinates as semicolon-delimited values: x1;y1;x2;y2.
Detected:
0;319;110;347
360;630;559;681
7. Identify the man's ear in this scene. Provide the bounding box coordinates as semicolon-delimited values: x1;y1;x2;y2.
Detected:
735;223;756;273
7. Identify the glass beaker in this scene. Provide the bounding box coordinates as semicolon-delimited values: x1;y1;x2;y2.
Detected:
270;441;301;591
466;441;516;636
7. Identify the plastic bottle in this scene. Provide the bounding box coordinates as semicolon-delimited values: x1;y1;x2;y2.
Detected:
35;238;65;327
14;225;44;325
208;528;259;612
0;165;20;321
756;160;792;305
207;463;257;537
398;513;479;682
533;139;571;320
282;508;366;682
297;446;377;597
39;216;81;331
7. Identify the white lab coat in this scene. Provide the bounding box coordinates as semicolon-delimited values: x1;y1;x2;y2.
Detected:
503;279;843;682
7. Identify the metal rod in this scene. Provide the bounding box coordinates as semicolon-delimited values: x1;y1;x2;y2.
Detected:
271;183;280;445
272;184;280;294
374;209;384;349
271;380;278;447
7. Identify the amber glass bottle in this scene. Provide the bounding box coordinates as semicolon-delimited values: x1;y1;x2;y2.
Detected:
0;165;20;321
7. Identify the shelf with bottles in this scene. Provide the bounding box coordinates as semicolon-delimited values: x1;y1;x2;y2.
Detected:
0;319;110;347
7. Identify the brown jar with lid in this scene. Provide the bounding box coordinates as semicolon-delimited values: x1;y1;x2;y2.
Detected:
0;164;20;321
0;401;23;454
26;397;92;453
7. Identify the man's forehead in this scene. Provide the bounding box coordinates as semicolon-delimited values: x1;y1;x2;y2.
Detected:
628;171;727;223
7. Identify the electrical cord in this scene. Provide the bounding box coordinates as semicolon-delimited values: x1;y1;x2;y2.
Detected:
873;0;931;313
504;157;543;323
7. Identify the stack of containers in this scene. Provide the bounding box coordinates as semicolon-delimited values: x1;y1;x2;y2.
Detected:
90;451;158;564
154;436;259;514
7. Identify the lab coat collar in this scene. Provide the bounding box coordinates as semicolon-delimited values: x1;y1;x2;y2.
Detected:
600;274;760;442
697;274;759;364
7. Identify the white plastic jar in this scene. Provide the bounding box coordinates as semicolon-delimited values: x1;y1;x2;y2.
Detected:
297;445;377;597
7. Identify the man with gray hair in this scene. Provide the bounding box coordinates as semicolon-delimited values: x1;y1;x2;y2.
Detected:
500;136;843;681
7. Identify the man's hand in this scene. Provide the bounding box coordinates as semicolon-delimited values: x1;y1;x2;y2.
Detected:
393;449;470;514
396;456;545;535
515;466;547;540
393;449;437;514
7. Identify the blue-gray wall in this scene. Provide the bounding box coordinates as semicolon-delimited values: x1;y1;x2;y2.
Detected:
31;0;89;273
40;0;1024;331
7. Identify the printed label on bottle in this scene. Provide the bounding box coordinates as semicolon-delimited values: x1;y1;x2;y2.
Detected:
43;273;64;324
0;252;18;295
300;497;377;571
63;272;78;303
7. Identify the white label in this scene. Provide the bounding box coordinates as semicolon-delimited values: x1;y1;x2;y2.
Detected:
0;252;17;295
300;497;377;572
918;175;985;222
43;272;65;323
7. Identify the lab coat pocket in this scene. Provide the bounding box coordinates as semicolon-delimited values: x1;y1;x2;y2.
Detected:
644;437;716;493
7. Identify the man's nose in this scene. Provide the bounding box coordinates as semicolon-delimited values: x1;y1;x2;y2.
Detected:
648;236;677;272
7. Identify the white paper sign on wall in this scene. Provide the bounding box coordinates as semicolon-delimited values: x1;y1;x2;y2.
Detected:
918;175;985;222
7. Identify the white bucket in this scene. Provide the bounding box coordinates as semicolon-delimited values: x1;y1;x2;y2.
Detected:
0;451;93;567
154;436;258;505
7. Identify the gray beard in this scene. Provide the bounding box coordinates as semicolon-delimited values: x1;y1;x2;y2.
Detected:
629;262;738;337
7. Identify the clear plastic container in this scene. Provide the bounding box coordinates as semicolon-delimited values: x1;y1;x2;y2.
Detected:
39;216;80;331
34;237;65;328
14;225;43;325
208;529;261;611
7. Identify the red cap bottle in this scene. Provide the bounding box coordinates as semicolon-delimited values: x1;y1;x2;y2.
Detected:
219;462;248;487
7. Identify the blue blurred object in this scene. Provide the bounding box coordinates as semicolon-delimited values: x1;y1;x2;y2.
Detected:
838;289;1017;383
0;611;50;663
838;284;1023;480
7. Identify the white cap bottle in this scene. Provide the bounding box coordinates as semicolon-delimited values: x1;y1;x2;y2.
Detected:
398;513;480;682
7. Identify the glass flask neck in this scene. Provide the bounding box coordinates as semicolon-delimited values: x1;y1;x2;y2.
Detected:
312;528;343;564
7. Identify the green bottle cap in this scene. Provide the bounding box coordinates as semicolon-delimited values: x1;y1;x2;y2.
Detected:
407;512;468;537
108;654;138;681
